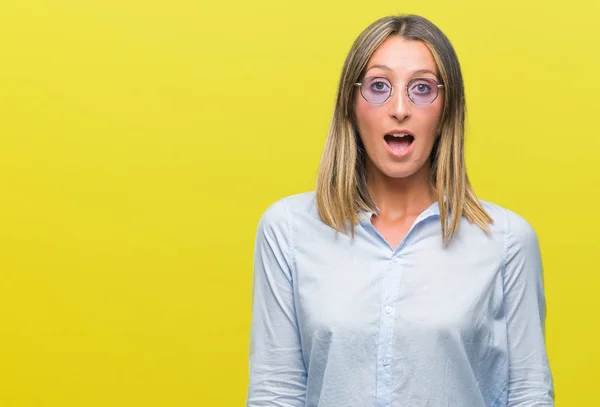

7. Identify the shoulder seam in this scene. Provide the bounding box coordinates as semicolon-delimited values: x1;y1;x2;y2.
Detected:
280;198;296;282
499;207;510;407
501;207;510;280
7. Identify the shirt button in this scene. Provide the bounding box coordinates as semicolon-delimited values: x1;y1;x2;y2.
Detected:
392;256;400;263
382;358;391;366
384;305;393;314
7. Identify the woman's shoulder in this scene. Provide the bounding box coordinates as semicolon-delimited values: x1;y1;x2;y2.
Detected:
257;191;317;228
477;199;539;244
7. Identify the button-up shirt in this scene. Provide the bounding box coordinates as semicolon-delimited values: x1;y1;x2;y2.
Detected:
247;191;554;406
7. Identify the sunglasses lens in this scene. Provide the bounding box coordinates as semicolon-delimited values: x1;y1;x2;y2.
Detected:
360;77;392;104
407;78;439;105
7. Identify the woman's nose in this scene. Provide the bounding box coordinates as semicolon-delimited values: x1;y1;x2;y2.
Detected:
388;87;411;122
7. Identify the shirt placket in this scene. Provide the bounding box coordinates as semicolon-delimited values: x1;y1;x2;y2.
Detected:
371;210;438;407
375;252;403;407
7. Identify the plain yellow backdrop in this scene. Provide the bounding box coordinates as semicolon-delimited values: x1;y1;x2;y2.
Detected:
1;0;598;405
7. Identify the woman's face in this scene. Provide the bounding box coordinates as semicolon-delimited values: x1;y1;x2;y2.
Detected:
354;36;444;182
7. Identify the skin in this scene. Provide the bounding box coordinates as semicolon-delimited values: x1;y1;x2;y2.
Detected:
354;36;444;248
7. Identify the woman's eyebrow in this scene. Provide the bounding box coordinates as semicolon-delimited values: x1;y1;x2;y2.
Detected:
411;68;438;77
365;64;393;74
364;65;438;77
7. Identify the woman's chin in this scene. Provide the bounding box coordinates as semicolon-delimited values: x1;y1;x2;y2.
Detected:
379;163;427;181
366;155;430;182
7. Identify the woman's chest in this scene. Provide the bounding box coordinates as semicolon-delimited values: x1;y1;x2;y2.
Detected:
293;236;505;343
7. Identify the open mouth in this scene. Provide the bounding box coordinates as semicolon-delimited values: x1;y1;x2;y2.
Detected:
384;133;414;155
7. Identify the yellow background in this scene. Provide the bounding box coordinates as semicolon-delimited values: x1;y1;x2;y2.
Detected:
1;0;598;405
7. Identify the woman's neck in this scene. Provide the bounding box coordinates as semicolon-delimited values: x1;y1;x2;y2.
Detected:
366;161;436;222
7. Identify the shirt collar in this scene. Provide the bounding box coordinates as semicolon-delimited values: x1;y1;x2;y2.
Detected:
358;201;440;225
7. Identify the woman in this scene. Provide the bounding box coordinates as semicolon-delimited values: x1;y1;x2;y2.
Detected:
247;14;554;406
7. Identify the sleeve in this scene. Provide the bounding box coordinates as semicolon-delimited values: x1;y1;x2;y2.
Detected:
246;199;307;407
503;210;555;406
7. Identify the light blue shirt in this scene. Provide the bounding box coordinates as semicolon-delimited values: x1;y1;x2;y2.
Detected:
247;191;554;406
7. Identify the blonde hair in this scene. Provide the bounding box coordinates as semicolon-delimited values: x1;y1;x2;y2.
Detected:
315;14;492;245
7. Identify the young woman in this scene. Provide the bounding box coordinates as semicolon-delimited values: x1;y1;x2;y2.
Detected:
246;14;554;407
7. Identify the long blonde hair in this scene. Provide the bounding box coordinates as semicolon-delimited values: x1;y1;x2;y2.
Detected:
315;14;492;245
